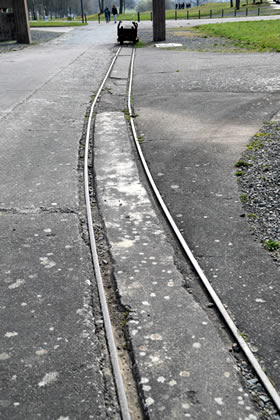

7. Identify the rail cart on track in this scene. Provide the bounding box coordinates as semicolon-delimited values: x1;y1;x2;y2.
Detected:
117;21;139;45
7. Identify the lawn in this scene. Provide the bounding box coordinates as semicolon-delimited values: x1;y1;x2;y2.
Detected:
195;20;280;51
29;21;87;27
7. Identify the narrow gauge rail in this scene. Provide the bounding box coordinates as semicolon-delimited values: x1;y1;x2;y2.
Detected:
84;47;131;420
84;46;280;418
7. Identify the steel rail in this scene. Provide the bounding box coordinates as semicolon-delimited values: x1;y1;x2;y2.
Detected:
84;47;131;420
128;47;280;412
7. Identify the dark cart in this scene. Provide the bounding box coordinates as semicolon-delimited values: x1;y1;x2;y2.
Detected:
117;21;139;45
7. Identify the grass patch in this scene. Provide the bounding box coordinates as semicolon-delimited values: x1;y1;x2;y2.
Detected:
240;331;249;342
248;213;257;218
264;239;280;251
247;139;264;151
194;20;280;52
235;170;244;176
30;20;87;27
135;40;151;48
235;160;251;168
240;193;249;203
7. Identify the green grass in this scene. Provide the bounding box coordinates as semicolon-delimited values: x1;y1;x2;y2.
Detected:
195;20;280;52
235;170;244;176
235;160;251;168
29;20;87;27
264;239;280;251
87;0;269;21
240;193;249;203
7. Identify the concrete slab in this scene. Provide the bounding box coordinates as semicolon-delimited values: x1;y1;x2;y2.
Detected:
133;47;280;392
93;104;261;417
0;212;113;419
0;23;121;419
110;55;131;79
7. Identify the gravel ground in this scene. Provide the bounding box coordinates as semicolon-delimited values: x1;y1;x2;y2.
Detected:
237;118;280;263
0;30;62;53
138;26;250;52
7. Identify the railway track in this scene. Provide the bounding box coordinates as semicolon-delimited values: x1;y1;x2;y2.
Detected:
85;46;280;418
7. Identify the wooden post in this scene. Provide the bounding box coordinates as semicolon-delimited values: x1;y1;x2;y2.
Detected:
153;0;165;42
13;0;31;44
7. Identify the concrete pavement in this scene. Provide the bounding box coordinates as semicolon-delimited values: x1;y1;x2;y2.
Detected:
132;40;280;397
93;48;262;419
0;23;121;419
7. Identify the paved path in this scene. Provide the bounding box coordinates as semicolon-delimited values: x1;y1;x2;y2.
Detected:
132;33;280;395
94;48;262;419
0;23;121;419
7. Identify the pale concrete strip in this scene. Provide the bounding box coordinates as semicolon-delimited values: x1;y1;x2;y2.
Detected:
110;55;132;79
94;111;260;419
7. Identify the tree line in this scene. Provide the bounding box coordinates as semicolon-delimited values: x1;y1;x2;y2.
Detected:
27;0;137;17
27;0;98;18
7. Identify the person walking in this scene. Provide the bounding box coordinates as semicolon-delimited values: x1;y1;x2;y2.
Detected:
104;7;110;23
112;5;118;23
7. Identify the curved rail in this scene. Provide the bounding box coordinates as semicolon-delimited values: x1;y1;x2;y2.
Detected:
128;48;280;412
84;47;131;420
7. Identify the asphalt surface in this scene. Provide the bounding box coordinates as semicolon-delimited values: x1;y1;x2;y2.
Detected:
0;23;121;419
132;38;280;395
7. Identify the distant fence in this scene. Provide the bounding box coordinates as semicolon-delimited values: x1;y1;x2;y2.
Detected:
171;6;262;20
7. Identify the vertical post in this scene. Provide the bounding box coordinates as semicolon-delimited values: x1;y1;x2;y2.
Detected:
258;7;260;15
13;0;31;44
175;10;177;19
80;0;84;23
137;11;140;22
221;8;224;17
153;0;165;42
98;13;100;23
246;7;248;15
198;9;200;18
85;13;87;23
187;9;189;19
150;11;152;20
234;8;236;16
210;9;212;18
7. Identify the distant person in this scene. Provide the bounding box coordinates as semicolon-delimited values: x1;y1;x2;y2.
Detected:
104;7;110;23
112;5;118;23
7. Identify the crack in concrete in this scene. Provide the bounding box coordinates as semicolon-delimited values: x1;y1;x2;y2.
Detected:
0;206;78;215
